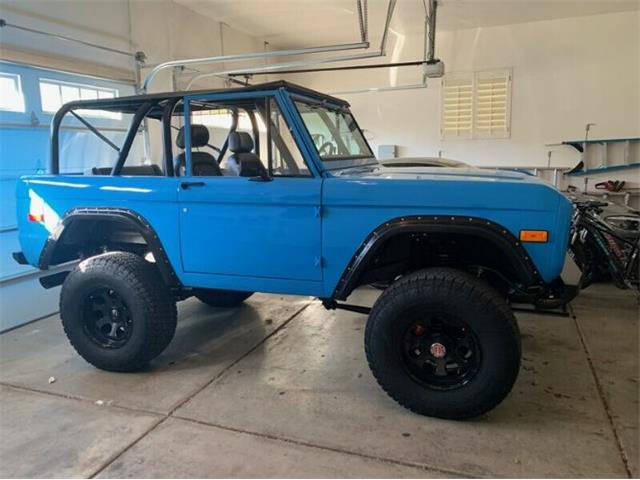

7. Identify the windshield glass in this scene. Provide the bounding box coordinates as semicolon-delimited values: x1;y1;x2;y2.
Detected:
294;101;373;162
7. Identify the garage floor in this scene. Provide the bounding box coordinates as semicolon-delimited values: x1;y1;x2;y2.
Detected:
0;284;637;478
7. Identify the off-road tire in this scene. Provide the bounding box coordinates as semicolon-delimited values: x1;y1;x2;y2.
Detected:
194;289;253;307
60;252;177;372
364;267;521;419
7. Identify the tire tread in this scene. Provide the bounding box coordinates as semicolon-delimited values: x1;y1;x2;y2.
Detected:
364;267;520;419
60;252;177;372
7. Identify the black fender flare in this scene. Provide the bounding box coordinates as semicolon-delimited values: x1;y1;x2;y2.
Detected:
332;215;545;300
38;207;181;288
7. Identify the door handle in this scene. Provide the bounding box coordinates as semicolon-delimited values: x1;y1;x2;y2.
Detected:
180;181;205;189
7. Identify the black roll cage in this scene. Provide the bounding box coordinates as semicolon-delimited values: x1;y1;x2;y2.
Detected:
49;80;350;175
51;95;302;177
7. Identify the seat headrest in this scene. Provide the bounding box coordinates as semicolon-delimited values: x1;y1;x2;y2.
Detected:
229;131;254;153
176;124;209;149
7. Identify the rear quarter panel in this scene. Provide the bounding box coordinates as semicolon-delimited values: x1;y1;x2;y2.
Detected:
16;175;181;271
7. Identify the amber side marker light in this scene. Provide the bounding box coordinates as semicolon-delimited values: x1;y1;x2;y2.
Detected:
28;213;44;222
519;230;548;243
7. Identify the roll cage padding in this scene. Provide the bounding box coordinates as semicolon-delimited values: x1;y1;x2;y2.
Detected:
38;207;181;288
332;215;545;300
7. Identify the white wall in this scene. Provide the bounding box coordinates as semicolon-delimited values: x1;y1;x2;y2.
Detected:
0;0;135;80
0;0;266;89
290;11;639;178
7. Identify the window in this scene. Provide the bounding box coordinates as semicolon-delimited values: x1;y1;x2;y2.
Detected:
183;97;312;178
441;69;512;140
267;99;310;177
0;73;25;112
441;73;473;139
474;70;511;138
295;101;372;160
192;109;266;132
39;79;120;118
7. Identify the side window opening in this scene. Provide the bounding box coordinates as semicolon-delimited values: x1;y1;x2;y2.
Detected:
181;97;311;178
263;98;310;177
56;104;162;176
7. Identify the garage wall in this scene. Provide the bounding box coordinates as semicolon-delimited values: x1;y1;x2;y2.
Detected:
0;0;135;80
0;0;267;90
290;11;639;175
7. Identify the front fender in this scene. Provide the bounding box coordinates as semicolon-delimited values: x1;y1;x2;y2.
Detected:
332;215;545;300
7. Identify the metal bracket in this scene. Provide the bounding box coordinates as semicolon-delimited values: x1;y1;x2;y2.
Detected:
322;299;372;315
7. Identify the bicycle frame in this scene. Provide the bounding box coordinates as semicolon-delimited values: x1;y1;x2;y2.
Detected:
570;203;639;291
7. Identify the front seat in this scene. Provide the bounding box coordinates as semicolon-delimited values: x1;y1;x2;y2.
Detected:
227;131;268;178
175;124;222;176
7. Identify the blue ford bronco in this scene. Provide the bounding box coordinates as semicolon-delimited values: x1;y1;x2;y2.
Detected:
14;81;579;419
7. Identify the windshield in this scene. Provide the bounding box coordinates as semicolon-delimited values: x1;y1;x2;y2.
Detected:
294;101;373;163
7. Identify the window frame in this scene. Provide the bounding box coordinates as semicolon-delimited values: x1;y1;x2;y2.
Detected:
182;91;319;179
293;100;374;161
38;77;121;119
289;92;377;172
0;72;26;113
440;68;512;140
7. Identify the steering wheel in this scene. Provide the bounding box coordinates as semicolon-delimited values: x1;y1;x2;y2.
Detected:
318;141;337;157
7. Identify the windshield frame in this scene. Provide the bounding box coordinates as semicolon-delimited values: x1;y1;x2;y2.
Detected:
292;97;377;170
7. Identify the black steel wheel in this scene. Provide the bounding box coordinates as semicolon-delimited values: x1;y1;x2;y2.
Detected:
83;287;133;348
401;314;481;390
365;267;521;419
61;252;177;372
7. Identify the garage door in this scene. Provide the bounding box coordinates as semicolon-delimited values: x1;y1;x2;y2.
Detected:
0;60;136;331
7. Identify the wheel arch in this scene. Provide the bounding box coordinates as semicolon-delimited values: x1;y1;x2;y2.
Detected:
332;215;545;300
39;207;181;288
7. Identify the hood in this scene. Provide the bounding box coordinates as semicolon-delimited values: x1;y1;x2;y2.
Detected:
333;161;534;183
379;156;471;169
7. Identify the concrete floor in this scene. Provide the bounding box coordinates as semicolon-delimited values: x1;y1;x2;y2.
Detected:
0;284;637;478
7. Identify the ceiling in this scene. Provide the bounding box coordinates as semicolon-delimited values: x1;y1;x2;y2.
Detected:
175;0;639;48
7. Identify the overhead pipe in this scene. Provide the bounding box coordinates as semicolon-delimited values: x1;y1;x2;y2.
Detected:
332;0;441;96
426;0;438;63
143;41;370;92
0;18;142;59
228;60;425;76
185;0;396;90
330;80;427;95
357;0;369;43
203;0;443;88
143;0;372;92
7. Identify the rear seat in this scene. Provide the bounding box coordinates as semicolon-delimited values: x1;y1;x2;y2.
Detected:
91;165;163;176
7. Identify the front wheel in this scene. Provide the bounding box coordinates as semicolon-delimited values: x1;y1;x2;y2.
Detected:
60;252;177;372
365;268;521;419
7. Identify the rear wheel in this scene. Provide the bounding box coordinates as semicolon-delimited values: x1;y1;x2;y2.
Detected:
365;267;521;419
194;289;253;307
60;252;177;372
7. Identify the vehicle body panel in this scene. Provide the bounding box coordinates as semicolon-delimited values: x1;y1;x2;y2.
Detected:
322;169;572;294
15;81;573;302
379;157;471;168
16;176;182;273
177;176;322;282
